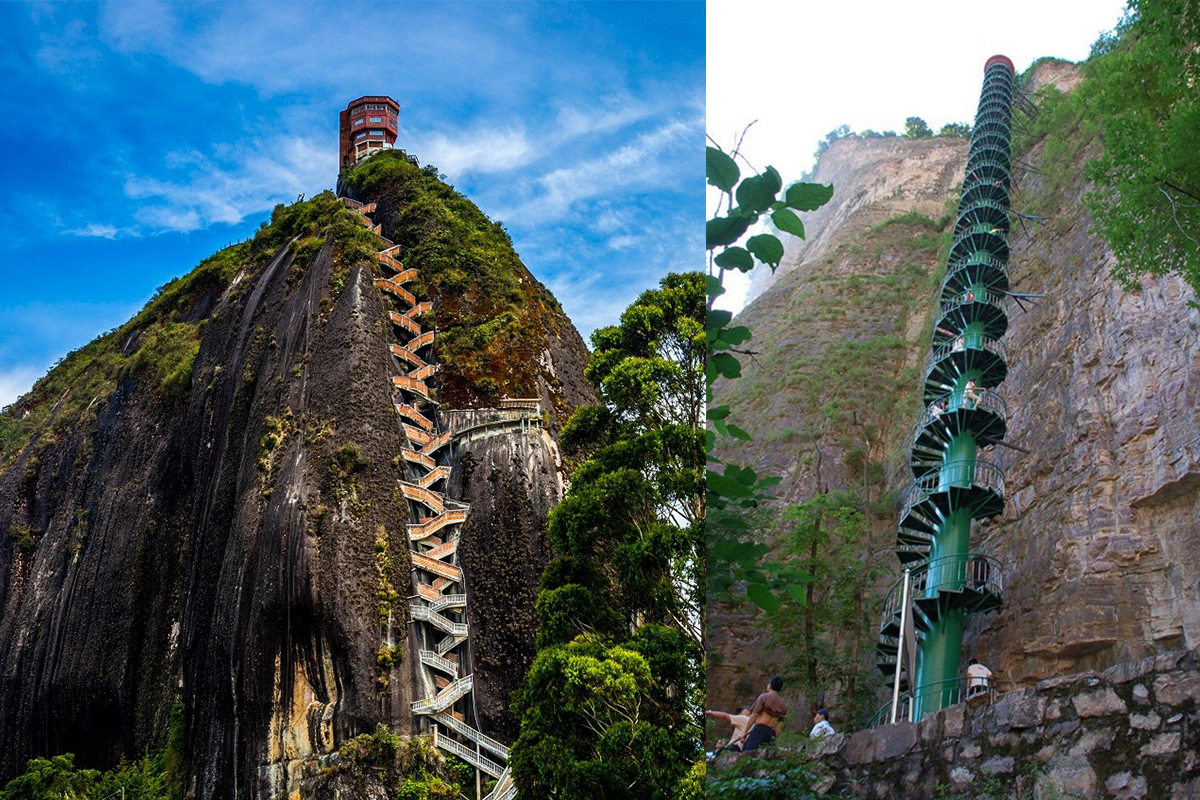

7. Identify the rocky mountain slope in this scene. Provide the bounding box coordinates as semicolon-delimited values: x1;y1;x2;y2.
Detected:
0;153;595;798
710;60;1200;720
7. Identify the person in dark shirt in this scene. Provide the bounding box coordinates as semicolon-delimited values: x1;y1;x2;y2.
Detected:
741;676;788;751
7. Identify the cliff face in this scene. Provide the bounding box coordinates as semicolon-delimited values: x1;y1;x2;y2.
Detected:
711;60;1200;720
710;136;969;713
969;64;1200;685
0;161;593;797
746;137;969;304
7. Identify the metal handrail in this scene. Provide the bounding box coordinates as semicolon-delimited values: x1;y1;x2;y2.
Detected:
924;335;1007;378
870;675;995;728
966;134;1012;157
911;553;1004;598
959;181;1009;207
909;389;1007;447
935;289;1009;325
433;729;506;778
949;227;1007;260
419;649;459;676
966;147;1011;171
953;200;1009;232
972;117;1011;132
976;98;1013;116
945;250;1007;273
900;459;1006;520
878;554;1002;632
964;158;1011;179
434;712;510;759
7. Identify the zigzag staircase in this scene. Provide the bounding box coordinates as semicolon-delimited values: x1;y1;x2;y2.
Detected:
339;196;540;800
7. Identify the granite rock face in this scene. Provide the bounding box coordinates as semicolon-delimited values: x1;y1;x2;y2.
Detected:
0;183;593;797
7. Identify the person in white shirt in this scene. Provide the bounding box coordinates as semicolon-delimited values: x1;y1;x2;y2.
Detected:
809;708;835;737
967;658;993;698
706;706;752;752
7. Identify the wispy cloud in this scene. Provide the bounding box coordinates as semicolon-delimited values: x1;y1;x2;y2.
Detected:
0;365;45;410
418;126;536;177
124;135;332;233
65;223;121;239
495;117;698;224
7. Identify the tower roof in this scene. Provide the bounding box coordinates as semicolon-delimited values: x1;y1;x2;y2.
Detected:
984;55;1014;74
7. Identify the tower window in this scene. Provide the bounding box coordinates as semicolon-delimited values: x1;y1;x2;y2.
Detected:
353;118;364;126
370;130;383;136
356;132;367;140
369;116;382;123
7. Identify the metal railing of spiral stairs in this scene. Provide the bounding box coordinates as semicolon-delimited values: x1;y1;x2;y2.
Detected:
874;54;1026;725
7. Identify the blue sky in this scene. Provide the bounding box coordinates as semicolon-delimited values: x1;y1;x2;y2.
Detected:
0;1;703;407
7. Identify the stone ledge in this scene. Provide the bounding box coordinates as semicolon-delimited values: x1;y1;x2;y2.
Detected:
801;648;1200;799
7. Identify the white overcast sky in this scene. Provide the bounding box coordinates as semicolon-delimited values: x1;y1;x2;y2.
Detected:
707;0;1128;311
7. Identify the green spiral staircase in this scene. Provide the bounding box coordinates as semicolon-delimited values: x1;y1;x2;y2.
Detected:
876;55;1018;722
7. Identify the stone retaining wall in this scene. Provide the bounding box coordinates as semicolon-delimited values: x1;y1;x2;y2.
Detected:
733;650;1200;799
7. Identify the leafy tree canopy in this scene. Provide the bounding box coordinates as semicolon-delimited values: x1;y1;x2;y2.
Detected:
904;116;933;138
1083;0;1200;296
512;273;705;799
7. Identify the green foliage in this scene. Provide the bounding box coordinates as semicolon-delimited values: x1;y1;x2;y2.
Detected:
511;634;695;800
706;140;833;613
706;753;848;800
769;493;885;724
513;274;703;799
0;703;185;800
326;441;369;504
126;322;201;397
937;122;971;139
0;755;100;800
1082;0;1200;296
328;725;464;799
904;116;933;138
341;150;552;406
8;523;36;553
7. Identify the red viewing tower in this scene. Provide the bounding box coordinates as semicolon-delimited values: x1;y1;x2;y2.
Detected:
339;95;400;169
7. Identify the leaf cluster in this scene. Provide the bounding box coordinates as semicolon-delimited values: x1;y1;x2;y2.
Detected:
706;143;834;613
512;274;704;800
1080;0;1200;296
341;151;559;406
510;632;699;800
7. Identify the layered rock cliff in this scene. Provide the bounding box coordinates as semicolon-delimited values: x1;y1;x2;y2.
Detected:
710;60;1200;721
0;154;594;797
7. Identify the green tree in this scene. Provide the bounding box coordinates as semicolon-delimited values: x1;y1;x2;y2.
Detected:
0;755;100;800
815;124;852;156
706;142;833;613
512;273;704;799
510;635;689;800
937;122;971;138
768;493;883;723
1084;0;1200;295
904;117;932;138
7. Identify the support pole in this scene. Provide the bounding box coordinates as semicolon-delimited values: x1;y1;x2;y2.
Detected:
890;569;912;724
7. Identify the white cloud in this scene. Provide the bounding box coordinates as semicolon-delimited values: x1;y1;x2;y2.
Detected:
35;18;102;76
554;98;653;140
592;208;629;234
418;126;536;177
496;117;698;224
124;135;333;233
606;235;639;251
0;366;44;410
66;223;120;239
